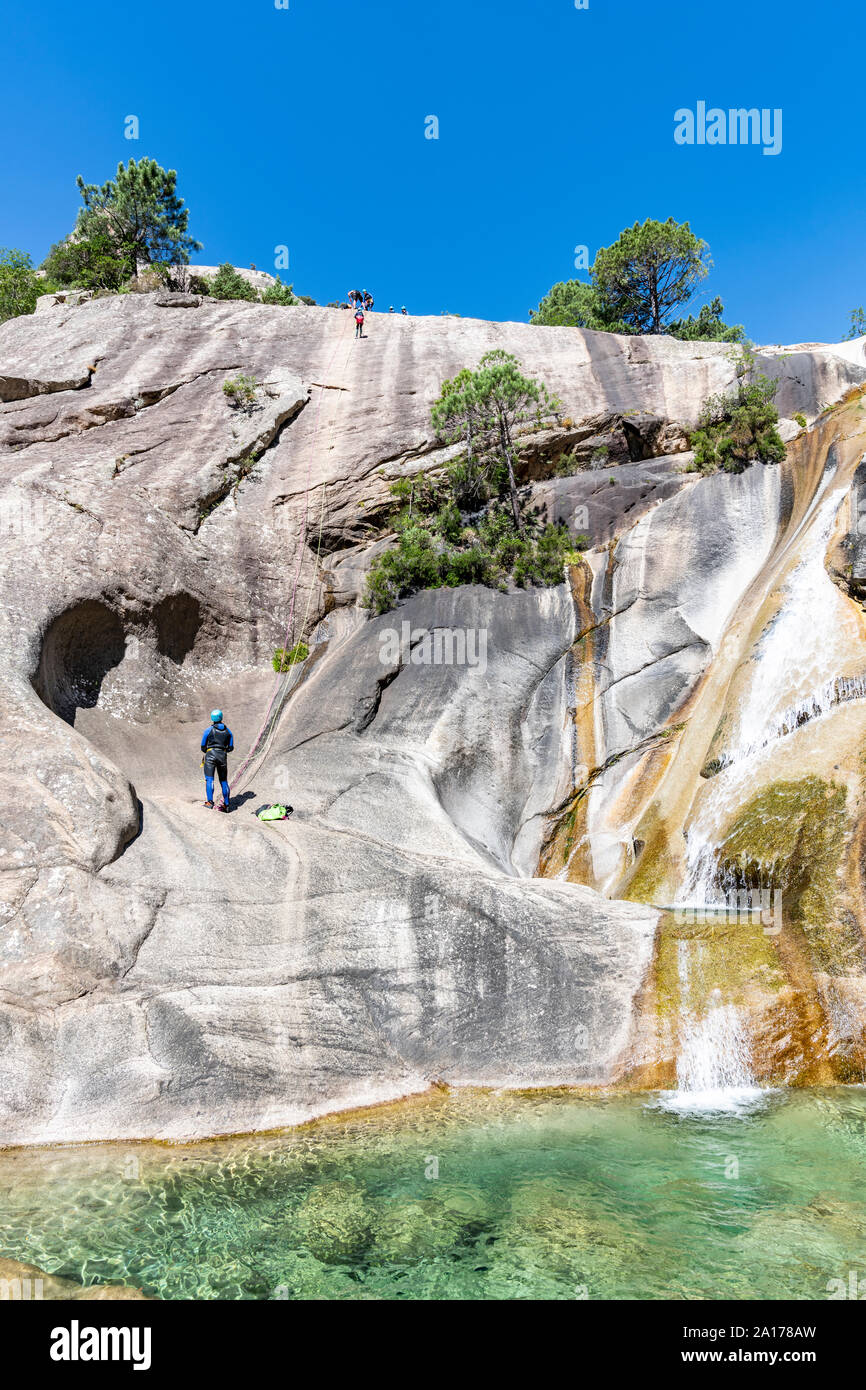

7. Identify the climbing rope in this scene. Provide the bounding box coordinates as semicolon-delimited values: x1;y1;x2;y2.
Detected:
230;310;355;795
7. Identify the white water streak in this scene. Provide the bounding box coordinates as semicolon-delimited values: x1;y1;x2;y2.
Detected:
679;484;860;906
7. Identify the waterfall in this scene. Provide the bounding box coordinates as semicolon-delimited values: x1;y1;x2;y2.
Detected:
714;673;866;772
660;483;859;1108
666;1002;761;1111
677;483;861;909
724;485;856;766
678;991;755;1086
660;950;761;1112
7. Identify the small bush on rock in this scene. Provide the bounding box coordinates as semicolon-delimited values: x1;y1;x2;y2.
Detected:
690;346;786;474
209;263;258;301
272;642;309;672
223;373;258;409
365;353;584;614
42;229;133;291
261;277;298;306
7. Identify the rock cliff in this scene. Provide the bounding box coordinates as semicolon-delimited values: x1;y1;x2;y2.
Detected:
1;290;865;1141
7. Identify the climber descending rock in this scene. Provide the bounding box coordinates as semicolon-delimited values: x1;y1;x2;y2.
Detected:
201;709;233;811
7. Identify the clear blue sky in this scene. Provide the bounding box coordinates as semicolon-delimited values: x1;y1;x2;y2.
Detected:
3;0;863;343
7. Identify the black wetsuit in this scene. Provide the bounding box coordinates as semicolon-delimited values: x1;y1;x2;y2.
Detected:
201;723;233;803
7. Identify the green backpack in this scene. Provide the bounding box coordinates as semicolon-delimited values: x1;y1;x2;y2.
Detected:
256;803;292;822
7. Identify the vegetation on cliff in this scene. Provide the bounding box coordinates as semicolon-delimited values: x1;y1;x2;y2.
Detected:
0;248;49;323
272;642;309;672
690;345;786;473
42;158;200;289
531;218;745;342
3;160;311;306
846;307;866;339
365;353;581;614
208;263;259;302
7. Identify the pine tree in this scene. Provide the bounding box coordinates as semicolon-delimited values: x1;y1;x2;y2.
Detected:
433;352;559;530
74;158;201;276
592;218;710;335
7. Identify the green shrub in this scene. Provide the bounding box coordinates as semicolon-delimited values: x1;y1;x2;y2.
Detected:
793;412;807;429
669;296;746;343
272;642;309;672
845;307;866;340
364;492;579;615
0;249;45;322
223;373;258;409
365;353;584;615
555;449;583;477
41;229;133;291
261;277;298;306
690;348;786;474
209;263;258;301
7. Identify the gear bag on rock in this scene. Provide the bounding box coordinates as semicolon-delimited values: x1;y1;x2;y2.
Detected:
256;803;292;821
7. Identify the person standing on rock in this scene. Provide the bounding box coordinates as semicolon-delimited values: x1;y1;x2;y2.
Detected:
354;304;365;338
201;710;233;812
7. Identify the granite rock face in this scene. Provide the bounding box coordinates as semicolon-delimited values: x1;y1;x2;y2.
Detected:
1;293;864;1142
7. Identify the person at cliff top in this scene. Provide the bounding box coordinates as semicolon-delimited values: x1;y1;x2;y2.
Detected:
354;304;365;338
363;291;373;309
201;710;233;812
401;306;407;314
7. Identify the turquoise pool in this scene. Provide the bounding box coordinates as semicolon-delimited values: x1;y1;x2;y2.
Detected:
1;1087;865;1300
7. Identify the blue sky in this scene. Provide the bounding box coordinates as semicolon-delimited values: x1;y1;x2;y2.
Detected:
3;0;863;343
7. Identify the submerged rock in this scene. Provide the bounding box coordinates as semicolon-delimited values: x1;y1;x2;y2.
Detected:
368;1198;467;1262
292;1181;373;1264
0;1257;151;1300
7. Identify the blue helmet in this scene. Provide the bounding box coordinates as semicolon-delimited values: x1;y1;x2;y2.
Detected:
210;709;223;723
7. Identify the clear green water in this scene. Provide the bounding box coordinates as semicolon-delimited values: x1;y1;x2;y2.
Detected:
2;1087;866;1300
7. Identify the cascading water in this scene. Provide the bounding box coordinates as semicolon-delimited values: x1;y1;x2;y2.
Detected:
677;1000;755;1094
720;484;859;767
664;479;864;1103
660;948;762;1113
678;482;859;910
714;674;866;770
